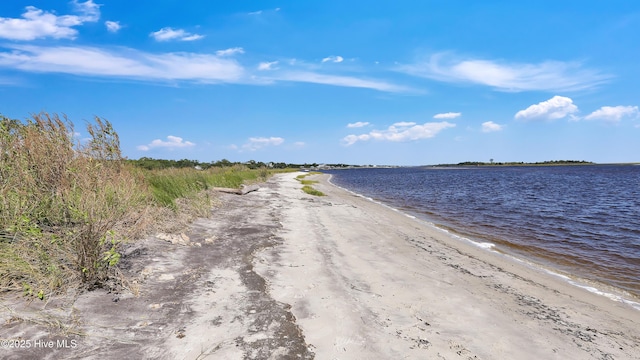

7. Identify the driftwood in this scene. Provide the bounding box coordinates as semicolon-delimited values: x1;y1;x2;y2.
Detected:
212;184;260;195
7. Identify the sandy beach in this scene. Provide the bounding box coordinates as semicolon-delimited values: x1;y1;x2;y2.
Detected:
2;171;639;359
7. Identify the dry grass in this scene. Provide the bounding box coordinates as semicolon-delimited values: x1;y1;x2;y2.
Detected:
0;113;152;297
1;112;286;300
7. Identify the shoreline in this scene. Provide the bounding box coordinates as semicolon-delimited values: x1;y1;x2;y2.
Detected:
326;171;640;312
257;172;640;359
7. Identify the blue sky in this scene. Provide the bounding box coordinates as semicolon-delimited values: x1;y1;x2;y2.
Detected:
1;1;639;165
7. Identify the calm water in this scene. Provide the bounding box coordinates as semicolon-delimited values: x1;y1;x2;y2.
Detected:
325;165;640;299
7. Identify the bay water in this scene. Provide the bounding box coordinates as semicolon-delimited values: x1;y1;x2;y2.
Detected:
325;165;640;302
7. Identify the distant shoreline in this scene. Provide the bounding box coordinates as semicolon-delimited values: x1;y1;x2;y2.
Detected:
317;162;640;171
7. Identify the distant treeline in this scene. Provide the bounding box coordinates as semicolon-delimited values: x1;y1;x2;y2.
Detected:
437;160;594;167
127;157;355;170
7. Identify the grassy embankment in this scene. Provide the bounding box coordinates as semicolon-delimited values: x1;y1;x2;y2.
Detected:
296;173;325;196
0;113;278;300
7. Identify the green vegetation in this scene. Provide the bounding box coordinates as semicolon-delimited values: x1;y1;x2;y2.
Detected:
301;185;326;196
0;112;282;299
144;166;271;209
300;179;318;185
296;172;325;196
1;113;149;296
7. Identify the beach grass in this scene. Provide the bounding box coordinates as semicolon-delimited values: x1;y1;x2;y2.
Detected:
144;165;270;209
302;185;326;196
0;113;150;296
0;112;285;299
296;172;325;196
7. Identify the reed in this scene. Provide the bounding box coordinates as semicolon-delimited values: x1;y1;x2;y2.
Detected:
0;112;290;298
0;113;152;296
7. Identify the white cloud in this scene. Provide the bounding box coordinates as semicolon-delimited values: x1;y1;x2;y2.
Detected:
293;141;305;148
515;96;578;121
481;121;504;133
393;121;416;127
347;121;370;128
137;135;195;151
0;45;407;92
343;121;455;146
72;0;100;22
0;44;245;83
400;53;610;92
241;137;285;151
150;27;204;42
105;21;121;33
216;47;244;56
322;55;344;63
258;61;278;71
249;8;280;15
274;71;409;92
584;106;639;123
0;2;100;41
434;112;461;119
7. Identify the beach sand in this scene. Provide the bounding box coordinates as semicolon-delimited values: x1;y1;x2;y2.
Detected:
1;171;639;359
254;172;640;359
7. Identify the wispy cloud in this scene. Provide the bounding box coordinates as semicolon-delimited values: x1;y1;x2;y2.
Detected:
584;106;639;123
258;61;279;71
0;45;408;92
274;71;409;92
343;121;455;146
0;44;245;83
72;0;100;22
216;47;244;57
393;121;416;127
481;121;504;132
515;96;578;121
322;55;344;63
150;27;204;42
0;1;100;41
241;137;285;151
248;8;281;16
433;112;461;119
105;20;122;33
137;135;195;151
399;53;611;92
347;121;370;128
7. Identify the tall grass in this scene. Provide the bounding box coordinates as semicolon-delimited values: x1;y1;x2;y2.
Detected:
144;166;270;209
0;113;287;298
0;113;150;295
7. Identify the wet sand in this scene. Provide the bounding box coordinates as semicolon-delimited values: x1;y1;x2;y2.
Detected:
1;171;639;359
